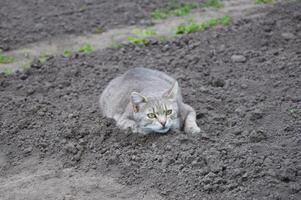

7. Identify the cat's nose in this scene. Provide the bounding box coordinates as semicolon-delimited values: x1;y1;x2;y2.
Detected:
158;116;166;127
160;121;166;127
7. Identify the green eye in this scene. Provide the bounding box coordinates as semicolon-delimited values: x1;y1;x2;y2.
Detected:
166;109;172;115
147;113;156;119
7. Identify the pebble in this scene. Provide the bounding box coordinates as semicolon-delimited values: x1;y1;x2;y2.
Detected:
281;32;296;40
249;130;267;143
65;143;78;154
23;147;32;154
250;109;264;121
231;55;247;63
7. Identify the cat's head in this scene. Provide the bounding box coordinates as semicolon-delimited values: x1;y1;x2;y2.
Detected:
130;82;180;134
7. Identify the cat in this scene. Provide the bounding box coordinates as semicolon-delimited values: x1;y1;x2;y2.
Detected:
99;67;201;135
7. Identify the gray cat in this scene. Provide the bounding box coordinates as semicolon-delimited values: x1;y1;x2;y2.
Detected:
99;67;200;135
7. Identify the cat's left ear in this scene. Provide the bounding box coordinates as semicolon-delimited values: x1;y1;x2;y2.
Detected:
163;81;178;99
131;92;147;112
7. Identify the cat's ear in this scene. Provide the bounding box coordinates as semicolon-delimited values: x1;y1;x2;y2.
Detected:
163;81;178;99
130;92;147;112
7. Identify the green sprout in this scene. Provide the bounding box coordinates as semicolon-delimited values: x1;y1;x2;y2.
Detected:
109;42;123;49
95;27;102;34
175;16;231;35
77;44;94;54
151;3;198;20
3;68;12;76
203;0;224;9
127;28;156;45
255;0;274;4
63;50;72;57
0;50;14;64
38;53;50;64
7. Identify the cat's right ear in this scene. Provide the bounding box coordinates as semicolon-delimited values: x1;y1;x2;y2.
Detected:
130;92;147;112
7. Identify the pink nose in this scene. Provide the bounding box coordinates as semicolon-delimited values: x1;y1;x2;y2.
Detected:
157;116;166;127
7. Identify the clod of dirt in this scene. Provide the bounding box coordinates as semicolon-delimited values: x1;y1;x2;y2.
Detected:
281;32;296;40
231;54;247;63
249;130;267;143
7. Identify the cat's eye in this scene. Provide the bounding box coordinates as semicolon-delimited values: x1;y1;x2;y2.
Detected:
166;109;172;115
147;113;156;119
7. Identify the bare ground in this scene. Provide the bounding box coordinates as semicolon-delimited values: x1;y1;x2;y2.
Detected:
0;1;300;200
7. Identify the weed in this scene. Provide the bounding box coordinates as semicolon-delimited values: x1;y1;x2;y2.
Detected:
38;53;49;64
132;28;156;38
203;0;224;9
63;50;72;57
170;3;198;17
77;44;94;54
109;42;123;49
255;0;274;4
127;37;149;45
151;3;198;20
20;62;30;71
0;50;14;64
3;68;12;76
95;27;102;34
176;16;231;35
288;108;300;118
127;28;156;45
151;9;168;20
159;35;168;42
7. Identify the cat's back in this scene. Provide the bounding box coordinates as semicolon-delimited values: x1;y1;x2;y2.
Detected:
122;67;174;84
100;68;176;117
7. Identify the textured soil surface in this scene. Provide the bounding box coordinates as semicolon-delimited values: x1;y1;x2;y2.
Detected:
0;0;203;50
0;1;301;200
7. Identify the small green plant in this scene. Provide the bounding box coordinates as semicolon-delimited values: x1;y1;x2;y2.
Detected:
77;44;94;54
170;3;198;16
203;0;224;9
255;0;274;4
288;108;300;118
109;42;123;49
159;35;168;42
63;50;72;57
127;37;149;45
176;16;231;35
95;27;102;34
132;28;156;38
20;62;30;71
38;53;49;64
3;68;12;76
127;28;156;45
0;50;14;64
151;3;198;20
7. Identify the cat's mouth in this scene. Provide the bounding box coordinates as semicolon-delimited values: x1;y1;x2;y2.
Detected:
155;127;170;133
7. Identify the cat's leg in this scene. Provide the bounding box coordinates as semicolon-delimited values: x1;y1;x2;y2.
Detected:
180;103;201;135
114;114;140;133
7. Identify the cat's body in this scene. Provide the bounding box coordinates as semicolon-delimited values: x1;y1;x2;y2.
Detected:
99;68;200;135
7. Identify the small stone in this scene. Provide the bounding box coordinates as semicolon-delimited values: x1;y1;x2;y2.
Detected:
281;32;296;40
231;55;247;63
161;157;171;169
211;78;225;87
20;74;28;80
232;128;242;135
65;143;78;154
250;109;264;120
23;147;32;154
249;130;267;143
240;83;248;89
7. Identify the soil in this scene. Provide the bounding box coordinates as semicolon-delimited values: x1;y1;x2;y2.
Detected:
0;1;301;200
0;0;203;50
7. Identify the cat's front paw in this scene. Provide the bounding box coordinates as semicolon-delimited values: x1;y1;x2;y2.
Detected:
184;125;201;135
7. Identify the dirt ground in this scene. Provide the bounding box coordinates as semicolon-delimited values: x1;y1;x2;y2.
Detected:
0;1;301;200
0;0;203;50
